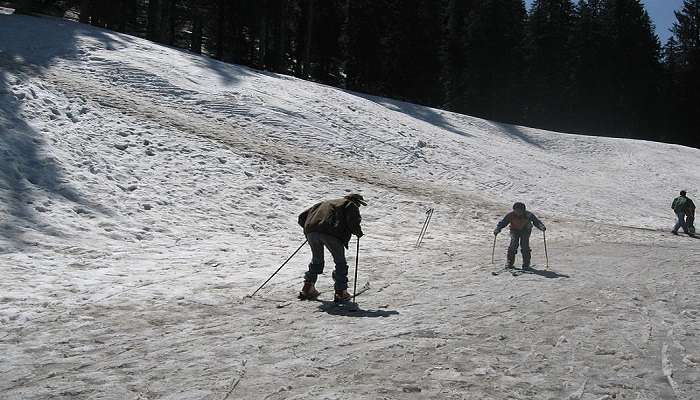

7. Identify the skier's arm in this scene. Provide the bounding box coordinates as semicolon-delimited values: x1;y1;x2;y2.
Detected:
529;212;546;231
298;208;310;228
495;214;510;233
345;204;364;238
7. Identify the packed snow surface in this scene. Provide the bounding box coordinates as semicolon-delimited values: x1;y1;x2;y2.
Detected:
1;14;699;400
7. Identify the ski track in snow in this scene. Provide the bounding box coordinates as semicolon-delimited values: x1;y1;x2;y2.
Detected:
1;15;700;400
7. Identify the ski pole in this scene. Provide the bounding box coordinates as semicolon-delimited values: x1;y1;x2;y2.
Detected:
418;209;431;247
421;208;433;246
352;237;360;303
543;231;549;270
416;208;434;247
247;239;307;298
491;233;497;265
416;208;431;247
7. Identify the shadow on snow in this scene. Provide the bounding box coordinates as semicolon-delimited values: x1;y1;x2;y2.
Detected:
317;301;400;318
519;266;569;279
0;14;119;249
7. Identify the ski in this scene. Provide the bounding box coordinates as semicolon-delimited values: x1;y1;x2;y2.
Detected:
512;266;538;276
336;281;371;303
491;267;510;276
330;282;371;307
354;281;371;297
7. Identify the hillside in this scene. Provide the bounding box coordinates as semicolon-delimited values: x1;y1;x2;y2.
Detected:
1;14;699;400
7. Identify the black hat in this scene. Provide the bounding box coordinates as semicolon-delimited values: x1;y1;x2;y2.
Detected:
345;193;367;206
681;190;687;196
513;202;526;211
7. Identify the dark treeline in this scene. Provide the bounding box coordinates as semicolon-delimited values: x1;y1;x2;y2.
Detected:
11;0;700;147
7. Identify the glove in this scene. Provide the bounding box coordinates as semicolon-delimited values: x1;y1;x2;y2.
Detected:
541;225;546;232
356;231;364;239
494;229;500;236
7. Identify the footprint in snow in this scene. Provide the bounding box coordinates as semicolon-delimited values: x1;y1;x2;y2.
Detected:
117;184;138;192
66;112;79;123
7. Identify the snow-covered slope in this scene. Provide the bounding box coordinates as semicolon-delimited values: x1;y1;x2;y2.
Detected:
2;15;699;400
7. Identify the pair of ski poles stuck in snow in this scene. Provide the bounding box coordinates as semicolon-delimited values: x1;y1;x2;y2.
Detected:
247;237;363;303
415;208;434;248
491;230;549;269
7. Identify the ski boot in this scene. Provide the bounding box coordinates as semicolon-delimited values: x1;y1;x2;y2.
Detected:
298;281;320;300
334;289;352;303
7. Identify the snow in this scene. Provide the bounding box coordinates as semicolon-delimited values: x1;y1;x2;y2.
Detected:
1;14;699;399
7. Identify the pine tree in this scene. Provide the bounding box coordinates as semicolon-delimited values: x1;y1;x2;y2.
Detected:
571;0;608;132
668;0;700;144
344;0;391;95
381;0;446;106
443;0;527;122
571;0;661;140
606;0;661;138
442;0;473;112
310;0;346;84
524;0;576;129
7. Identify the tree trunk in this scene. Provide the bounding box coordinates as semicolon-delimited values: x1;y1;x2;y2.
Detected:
160;0;174;45
275;1;288;72
147;0;161;41
191;13;203;54
302;0;315;77
79;0;90;23
215;0;225;59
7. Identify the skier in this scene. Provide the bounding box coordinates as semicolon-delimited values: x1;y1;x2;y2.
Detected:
494;202;546;270
671;190;694;236
687;201;696;235
297;193;366;302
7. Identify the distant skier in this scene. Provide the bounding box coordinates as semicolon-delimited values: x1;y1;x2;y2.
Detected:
687;202;696;235
494;202;546;269
671;190;694;236
297;194;366;302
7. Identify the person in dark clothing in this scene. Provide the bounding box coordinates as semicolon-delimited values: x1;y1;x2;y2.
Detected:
686;203;696;235
672;190;694;235
297;193;365;302
494;202;546;269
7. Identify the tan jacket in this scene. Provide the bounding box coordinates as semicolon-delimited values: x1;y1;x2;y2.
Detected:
298;198;363;247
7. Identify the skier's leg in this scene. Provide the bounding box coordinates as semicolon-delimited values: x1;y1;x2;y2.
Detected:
304;232;325;284
521;229;532;268
678;212;689;234
507;231;518;268
688;213;696;234
673;212;686;233
322;234;349;291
